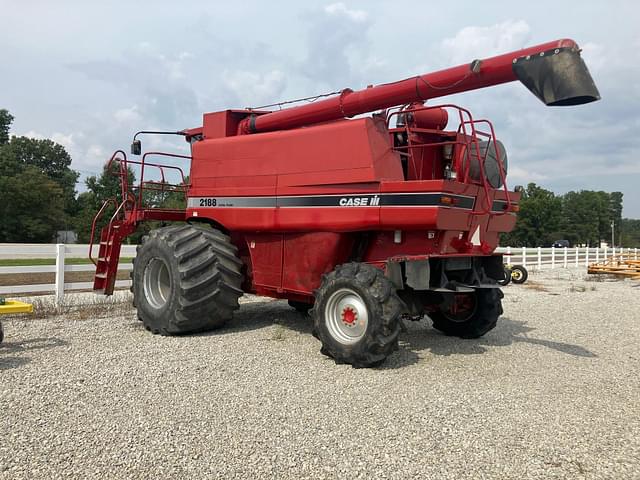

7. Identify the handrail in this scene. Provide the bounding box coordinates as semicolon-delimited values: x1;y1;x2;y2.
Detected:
89;197;118;265
387;103;511;215
138;151;191;208
467;118;512;215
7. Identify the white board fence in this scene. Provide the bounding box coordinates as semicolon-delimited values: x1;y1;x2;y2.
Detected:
496;246;638;270
0;243;137;302
0;243;638;302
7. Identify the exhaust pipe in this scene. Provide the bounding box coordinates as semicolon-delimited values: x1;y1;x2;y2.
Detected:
512;46;600;106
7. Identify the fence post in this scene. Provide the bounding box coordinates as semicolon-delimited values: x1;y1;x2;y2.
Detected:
595;247;599;263
636;248;638;260
537;247;542;270
522;246;527;267
575;246;579;267
585;247;590;266
55;243;65;304
604;246;608;261
563;247;568;268
551;247;555;269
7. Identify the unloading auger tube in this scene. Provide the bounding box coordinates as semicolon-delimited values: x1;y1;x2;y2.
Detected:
239;38;599;134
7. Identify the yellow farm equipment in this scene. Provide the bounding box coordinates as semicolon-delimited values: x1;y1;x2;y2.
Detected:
587;254;640;280
0;298;34;344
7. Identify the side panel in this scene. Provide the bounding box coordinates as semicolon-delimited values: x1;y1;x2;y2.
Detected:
281;232;356;294
238;232;356;296
243;234;283;291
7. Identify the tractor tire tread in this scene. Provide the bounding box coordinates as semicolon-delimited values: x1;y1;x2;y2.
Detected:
431;288;503;339
133;224;243;335
312;262;402;368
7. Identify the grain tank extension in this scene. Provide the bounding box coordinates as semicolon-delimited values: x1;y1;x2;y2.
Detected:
91;39;599;367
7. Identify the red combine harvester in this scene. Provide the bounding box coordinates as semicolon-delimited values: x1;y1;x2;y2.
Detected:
91;39;599;367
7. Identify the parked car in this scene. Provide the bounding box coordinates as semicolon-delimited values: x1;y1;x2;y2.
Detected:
552;239;570;248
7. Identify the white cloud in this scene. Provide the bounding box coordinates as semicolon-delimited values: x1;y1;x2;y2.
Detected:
51;133;75;150
441;20;531;64
508;166;548;183
324;3;368;23
21;130;75;151
114;106;143;124
222;69;286;106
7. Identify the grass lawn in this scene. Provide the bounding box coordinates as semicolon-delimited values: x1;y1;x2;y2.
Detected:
0;258;134;267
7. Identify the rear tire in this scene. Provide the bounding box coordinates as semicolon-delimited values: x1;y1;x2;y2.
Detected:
312;263;403;368
0;321;3;344
430;288;503;339
132;224;243;335
511;265;528;284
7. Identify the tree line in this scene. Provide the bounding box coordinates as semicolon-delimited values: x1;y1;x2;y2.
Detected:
1;108;639;246
0;109;184;244
500;183;638;247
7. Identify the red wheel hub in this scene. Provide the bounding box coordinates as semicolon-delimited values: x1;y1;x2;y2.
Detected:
449;294;474;315
341;306;358;326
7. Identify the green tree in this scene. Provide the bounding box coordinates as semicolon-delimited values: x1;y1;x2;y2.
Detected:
610;191;624;245
0;136;79;216
561;190;611;246
501;183;562;247
0;110;80;230
0;109;13;145
620;218;640;247
0;167;65;242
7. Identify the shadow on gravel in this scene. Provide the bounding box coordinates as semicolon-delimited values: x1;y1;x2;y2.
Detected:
194;300;315;337
155;300;597;370
380;316;597;369
0;337;69;371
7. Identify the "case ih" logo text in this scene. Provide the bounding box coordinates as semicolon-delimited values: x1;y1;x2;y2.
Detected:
339;195;380;206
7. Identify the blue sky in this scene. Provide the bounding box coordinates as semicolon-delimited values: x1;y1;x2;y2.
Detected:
2;0;638;217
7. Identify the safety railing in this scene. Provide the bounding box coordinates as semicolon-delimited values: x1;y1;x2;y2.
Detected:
387;104;511;215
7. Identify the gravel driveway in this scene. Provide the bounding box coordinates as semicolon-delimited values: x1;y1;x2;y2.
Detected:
1;269;639;479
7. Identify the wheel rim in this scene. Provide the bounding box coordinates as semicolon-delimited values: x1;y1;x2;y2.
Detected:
441;293;477;323
512;269;523;281
324;288;369;345
143;257;172;309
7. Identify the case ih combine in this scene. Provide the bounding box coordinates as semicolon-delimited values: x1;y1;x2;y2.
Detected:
91;38;599;367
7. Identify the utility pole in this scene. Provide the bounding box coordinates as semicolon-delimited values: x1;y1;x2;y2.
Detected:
611;220;615;248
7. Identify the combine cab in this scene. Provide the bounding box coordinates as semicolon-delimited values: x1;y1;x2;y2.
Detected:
91;39;599;367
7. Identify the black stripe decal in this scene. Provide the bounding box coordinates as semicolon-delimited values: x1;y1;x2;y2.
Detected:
188;193;476;209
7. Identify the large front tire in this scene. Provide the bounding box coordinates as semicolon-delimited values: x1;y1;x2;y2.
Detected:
430;288;503;339
132;224;243;335
312;263;403;368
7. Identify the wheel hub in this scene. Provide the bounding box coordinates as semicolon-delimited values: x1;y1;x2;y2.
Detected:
442;293;477;323
143;257;172;309
341;305;358;326
325;288;369;345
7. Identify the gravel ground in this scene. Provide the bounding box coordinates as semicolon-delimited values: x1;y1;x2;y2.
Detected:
1;269;639;479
